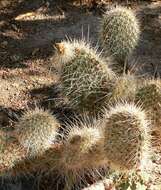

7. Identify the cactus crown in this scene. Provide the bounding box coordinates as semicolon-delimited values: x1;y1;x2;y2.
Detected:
103;102;151;171
100;6;140;63
54;39;116;114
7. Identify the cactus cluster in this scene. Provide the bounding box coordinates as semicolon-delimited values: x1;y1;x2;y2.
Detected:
0;5;160;190
1;102;151;189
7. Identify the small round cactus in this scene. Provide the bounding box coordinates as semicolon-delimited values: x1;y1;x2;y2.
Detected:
103;102;150;171
54;40;116;114
100;6;140;64
15;108;60;156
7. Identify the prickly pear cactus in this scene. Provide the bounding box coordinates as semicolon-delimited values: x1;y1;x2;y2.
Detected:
103;102;150;171
100;6;140;64
54;40;116;114
60;126;105;172
15;108;60;156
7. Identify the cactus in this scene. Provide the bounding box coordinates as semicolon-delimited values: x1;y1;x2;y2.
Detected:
0;104;152;188
135;80;161;147
58;103;151;188
54;40;116;114
110;74;139;103
100;6;140;65
60;126;105;172
58;119;107;189
12;121;106;189
103;102;150;171
15;108;60;156
135;80;161;127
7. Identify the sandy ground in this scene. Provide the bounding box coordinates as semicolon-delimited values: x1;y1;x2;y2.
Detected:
0;0;161;189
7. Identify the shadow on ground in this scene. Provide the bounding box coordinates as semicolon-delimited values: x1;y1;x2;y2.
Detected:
0;0;100;69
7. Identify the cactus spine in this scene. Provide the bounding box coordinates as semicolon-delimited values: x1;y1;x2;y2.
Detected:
100;6;140;64
15;108;60;156
103;102;150;171
54;40;116;114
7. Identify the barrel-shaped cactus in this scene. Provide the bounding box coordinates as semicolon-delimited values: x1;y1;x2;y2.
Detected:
100;6;140;65
103;102;150;171
54;40;116;114
15;108;60;156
